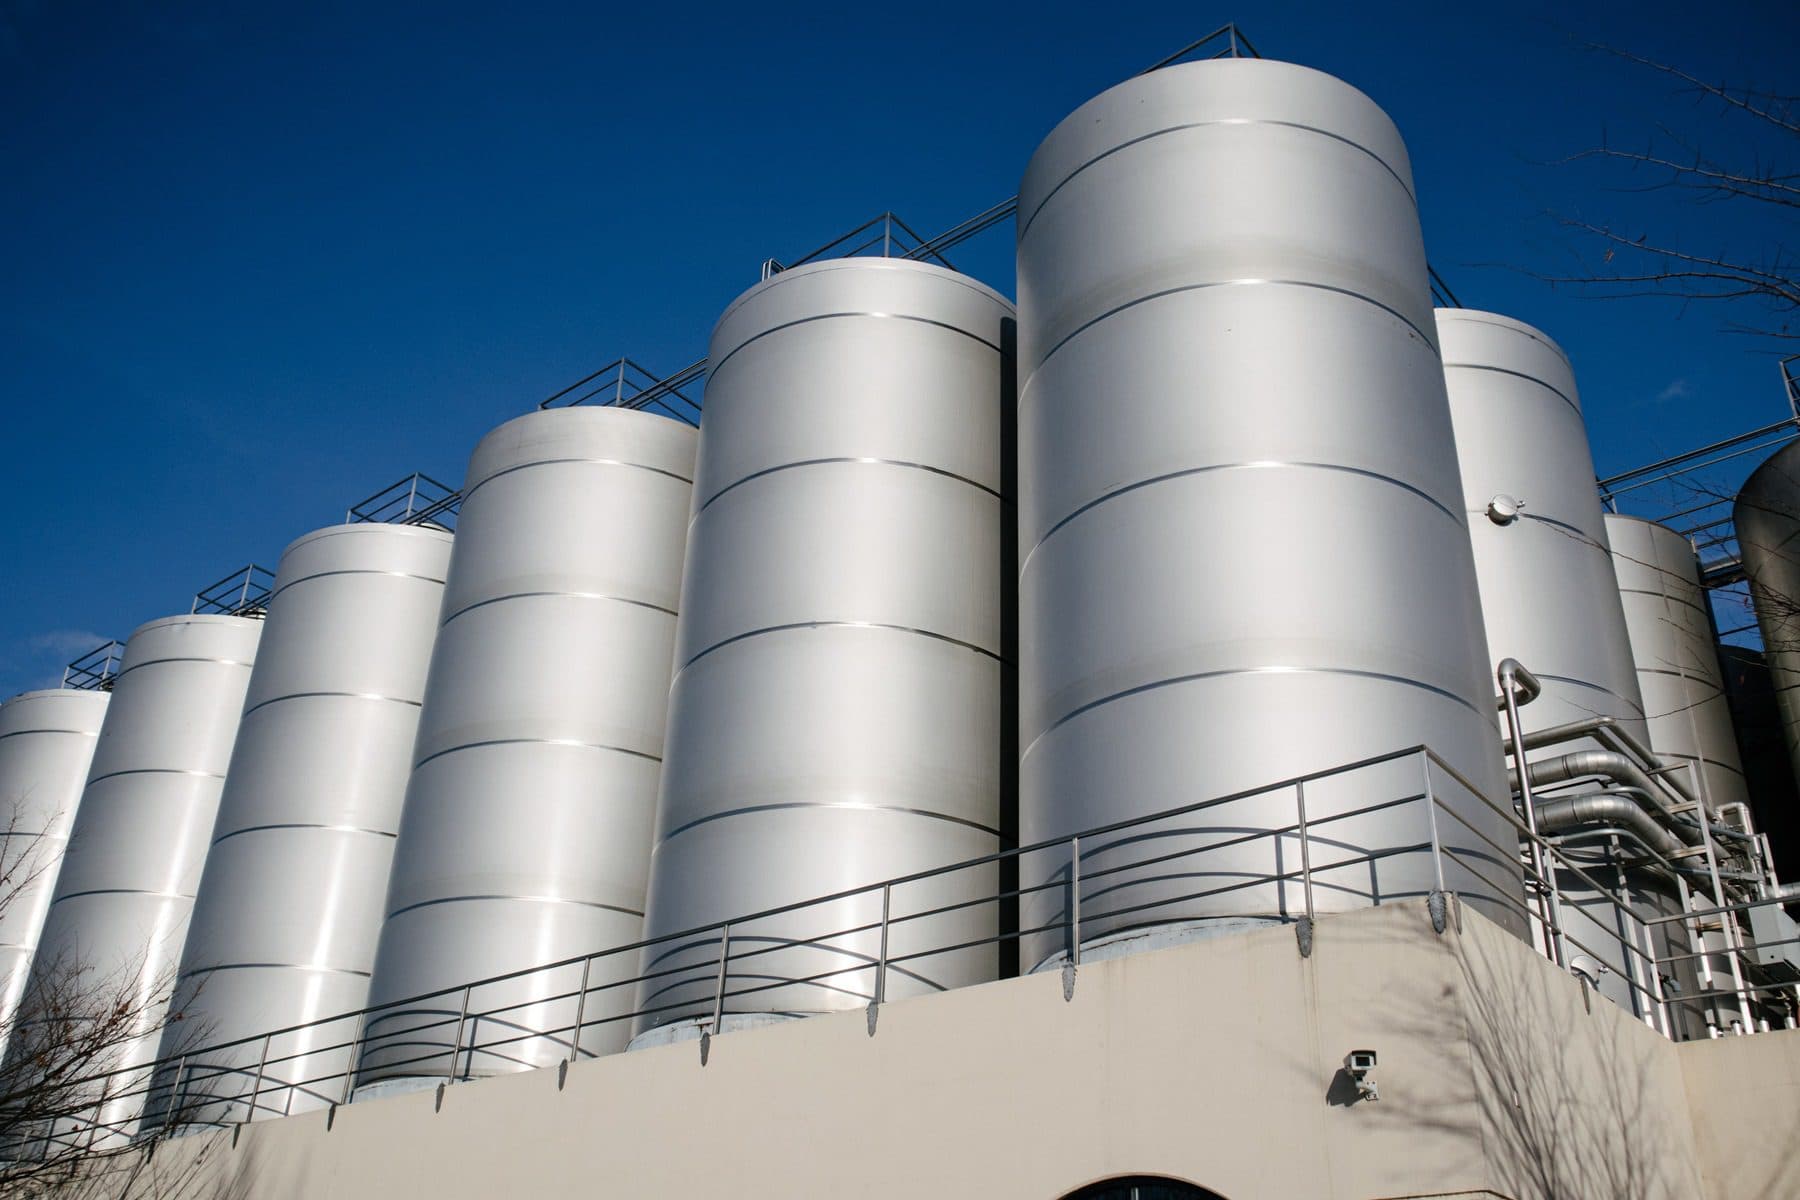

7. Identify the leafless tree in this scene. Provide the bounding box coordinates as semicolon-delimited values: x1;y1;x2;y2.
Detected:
0;809;215;1196
1538;45;1797;343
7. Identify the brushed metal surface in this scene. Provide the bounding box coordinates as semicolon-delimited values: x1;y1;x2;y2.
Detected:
1604;514;1748;814
1440;309;1648;745
12;615;261;1140
159;524;451;1121
358;407;697;1084
1735;441;1800;791
0;688;110;1060
1016;59;1521;967
635;258;1015;1036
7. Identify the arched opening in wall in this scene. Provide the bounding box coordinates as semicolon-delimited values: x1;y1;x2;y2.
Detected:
1059;1177;1228;1200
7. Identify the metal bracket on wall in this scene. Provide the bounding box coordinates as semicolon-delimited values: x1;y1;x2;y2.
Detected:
1428;890;1449;934
1061;959;1077;1001
1296;915;1315;958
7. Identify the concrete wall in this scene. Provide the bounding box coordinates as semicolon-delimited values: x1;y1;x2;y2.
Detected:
51;899;1796;1200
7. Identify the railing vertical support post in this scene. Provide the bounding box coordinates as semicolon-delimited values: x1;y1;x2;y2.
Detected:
1421;752;1447;894
1068;836;1082;967
1295;780;1315;921
568;954;593;1064
874;884;891;1008
169;1056;188;1129
446;986;472;1084
246;1034;270;1123
711;923;731;1035
340;1009;366;1104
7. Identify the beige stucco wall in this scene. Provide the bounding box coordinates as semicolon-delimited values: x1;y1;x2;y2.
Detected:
1679;1025;1800;1200
55;898;1796;1200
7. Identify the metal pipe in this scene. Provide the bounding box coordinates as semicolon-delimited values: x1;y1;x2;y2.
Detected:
1531;793;1688;857
1520;750;1699;846
1498;659;1564;967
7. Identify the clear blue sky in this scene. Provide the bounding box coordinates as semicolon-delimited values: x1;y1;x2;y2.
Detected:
3;0;1795;696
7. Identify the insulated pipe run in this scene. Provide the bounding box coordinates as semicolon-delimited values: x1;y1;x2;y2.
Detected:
1532;794;1688;858
1514;715;1703;812
1518;750;1700;847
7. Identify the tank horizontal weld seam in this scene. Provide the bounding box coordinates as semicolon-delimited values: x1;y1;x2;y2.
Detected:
1622;599;1712;622
1633;666;1727;682
462;456;694;500
1617;585;1710;608
412;737;662;769
181;963;372;978
1442;361;1581;416
657;800;1005;843
112;656;256;680
1018;116;1417;241
51;887;195;902
715;257;1012;329
0;727;100;740
1020;278;1436;385
1022;459;1461;568
1021;664;1490;759
266;568;447;603
241;691;424;718
1530;673;1646;705
1438;313;1575;370
676;620;1006;675
210;823;398;845
383;894;645;921
1473;511;1594;541
440;590;678;626
694;456;1007;515
707;311;1003;385
85;766;227;784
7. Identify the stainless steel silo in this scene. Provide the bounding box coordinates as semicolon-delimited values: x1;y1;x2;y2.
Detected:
1604;513;1749;813
358;407;696;1086
1735;441;1800;790
1015;59;1522;970
634;258;1015;1041
12;615;261;1142
0;689;110;1061
1439;309;1647;744
158;524;451;1122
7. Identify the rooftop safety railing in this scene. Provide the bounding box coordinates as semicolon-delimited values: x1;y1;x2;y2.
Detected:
11;729;1794;1158
344;472;462;530
59;641;124;691
189;565;275;617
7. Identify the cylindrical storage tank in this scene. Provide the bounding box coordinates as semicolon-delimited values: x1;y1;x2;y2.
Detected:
1719;646;1800;886
155;524;451;1124
357;407;696;1087
1015;59;1522;969
9;615;260;1143
1604;514;1749;813
1735;442;1800;791
0;689;110;1061
1439;309;1647;746
633;258;1015;1042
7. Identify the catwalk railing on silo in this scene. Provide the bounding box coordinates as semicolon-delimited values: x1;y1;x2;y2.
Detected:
14;725;1794;1155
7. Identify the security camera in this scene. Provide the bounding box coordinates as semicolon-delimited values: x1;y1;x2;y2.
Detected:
1344;1050;1379;1102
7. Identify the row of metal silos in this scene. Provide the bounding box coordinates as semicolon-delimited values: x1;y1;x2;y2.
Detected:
6;51;1798;1144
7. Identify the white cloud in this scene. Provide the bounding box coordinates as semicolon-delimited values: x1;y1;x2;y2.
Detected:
1656;379;1691;402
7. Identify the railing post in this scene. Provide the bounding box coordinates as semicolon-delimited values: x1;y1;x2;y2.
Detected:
246;1033;270;1123
568;954;593;1064
169;1056;188;1130
340;1009;366;1104
445;986;472;1084
1421;752;1447;893
1068;836;1082;967
874;883;891;1008
1294;779;1315;921
710;923;731;1034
